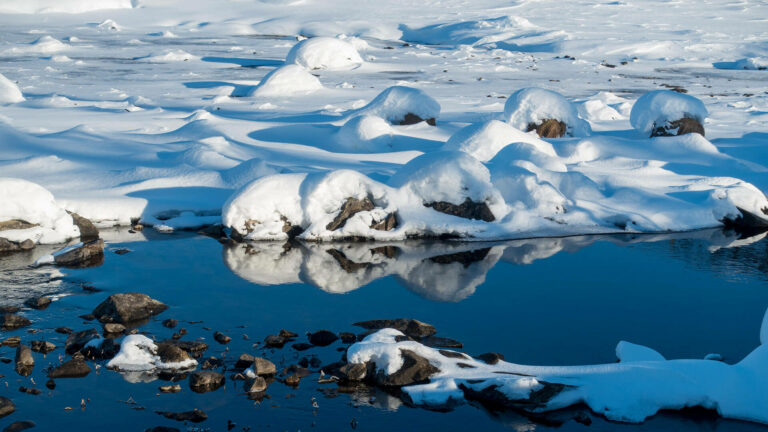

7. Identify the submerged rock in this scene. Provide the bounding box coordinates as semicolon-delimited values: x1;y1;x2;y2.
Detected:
189;371;224;393
92;293;168;324
14;345;34;376
309;330;339;347
424;198;495;222
48;357;90;378
156;409;208;423
264;334;286;348
54;239;105;267
0;397;15;418
3;421;35;432
1;314;31;330
213;331;231;345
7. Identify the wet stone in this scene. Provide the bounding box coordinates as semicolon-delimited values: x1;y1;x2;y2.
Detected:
23;296;51;310
235;353;255;369
422;336;463;349
264;334;286;348
189;371;225;393
339;363;367;382
103;323;126;334
14;345;34;377
156;343;192;364
18;387;40;396
246;376;267;393
29;341;56;354
2;314;31;330
375;349;439;387
65;329;100;355
339;332;357;344
213;331;231;345
55;327;73;335
92;292;168;324
0;306;19;314
159;384;181;393
0;397;14;418
252;357;277;376
2;337;21;348
3;421;35;432
161;319;178;328
309;330;339;347
156;409;208;423
48;358;91;378
476;352;505;365
54;239;105;268
353;318;436;340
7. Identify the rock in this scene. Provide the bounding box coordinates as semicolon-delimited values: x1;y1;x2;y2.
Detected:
45;380;55;390
438;349;470;360
213;331;231;345
527;118;566;138
422;336;463;349
158;384;181;393
459;380;566;409
0;220;36;231
476;352;505;365
2;337;21;347
651;117;705;137
264;334;286;348
252;357;277;376
189;371;225;393
29;341;56;354
375;349;438;387
81;338;119;360
339;363;367;382
371;212;398;231
14;345;34;376
159;340;208;357
161;319;178;328
23;296;51;310
235;353;255;369
326;197;375;231
53;239;105;267
279;329;298;338
339;332;357;344
48;358;90;378
68;212;99;242
3;421;35;432
424;198;495;222
92;293;168;324
103;323;125;334
245;376;267;393
400;113;436;126
55;327;72;334
2;314;31;330
291;343;314;351
309;330;339;347
0;397;15;418
353;318;436;340
156;343;193;364
284;374;301;386
17;387;40;396
0;306;19;314
155;409;208;423
65;329;100;354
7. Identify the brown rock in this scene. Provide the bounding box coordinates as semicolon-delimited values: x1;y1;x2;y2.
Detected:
48;358;90;378
68;212;99;241
651;117;705;137
0;397;15;418
371;212;398;231
527;119;566;138
29;340;56;354
252;357;277;376
103;323;126;334
14;345;34;376
374;349;438;387
53;239;105;268
3;421;35;432
24;296;51;310
424;198;495;222
213;331;231;345
326;196;375;231
189;371;224;393
1;314;31;331
92;293;168;324
245;376;267;393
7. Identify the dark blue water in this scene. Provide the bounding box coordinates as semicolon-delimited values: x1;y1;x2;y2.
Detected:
2;228;768;431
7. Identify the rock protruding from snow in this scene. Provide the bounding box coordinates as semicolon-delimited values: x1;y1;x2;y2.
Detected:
503;87;591;137
348;86;440;126
249;65;323;97
442;120;556;162
334;115;394;153
285;37;363;71
107;335;198;372
0;178;80;245
630;90;708;137
0;74;24;104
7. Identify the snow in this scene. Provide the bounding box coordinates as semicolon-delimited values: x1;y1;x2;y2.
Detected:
0;178;79;244
0;0;132;14
107;335;198;372
0;74;25;105
334;115;394;153
442;120;556;162
630;90;709;136
285;37;364;71
714;57;768;71
248;65;323;97
348;309;768;424
347;86;440;125
503;87;591;137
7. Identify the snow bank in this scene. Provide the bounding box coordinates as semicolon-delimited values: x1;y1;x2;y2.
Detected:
630;90;708;135
503;88;591;137
714;57;768;71
348;310;768;425
347;86;440;125
442;120;556;162
0;0;132;14
401;16;540;46
107;335;197;372
0;178;79;244
0;74;25;104
285;37;364;71
249;65;323;97
333;115;394;153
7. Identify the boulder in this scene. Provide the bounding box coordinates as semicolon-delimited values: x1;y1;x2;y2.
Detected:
424;198;495;222
23;296;51;310
48;357;90;378
29;340;56;354
339;363;367;381
527;119;566;138
92;293;168;324
213;331;231;345
68;212;99;241
476;352;505;365
374;349;438;387
309;330;339;347
54;239;105;267
651;117;705;137
189;371;225;393
235;353;255;369
326;197;375;231
14;345;34;376
156;343;192;364
1;314;31;330
252;357;277;376
245;376;267;393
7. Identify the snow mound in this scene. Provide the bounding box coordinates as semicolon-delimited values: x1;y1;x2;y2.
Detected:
401;16;539;46
0;0;132;14
0;178;79;244
249;65;323;97
0;74;25;104
578;99;622;121
442;120;556;162
503;87;591;137
714;57;768;71
333;115;394;153
140;50;198;63
348;86;440;125
630;90;708;135
107;335;198;372
348;314;768;424
285;37;364;71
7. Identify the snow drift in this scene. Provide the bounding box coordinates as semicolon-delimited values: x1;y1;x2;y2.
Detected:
249;65;323;97
285;37;364;71
0;74;25;104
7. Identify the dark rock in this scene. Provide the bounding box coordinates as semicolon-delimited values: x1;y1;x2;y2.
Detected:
2;314;31;330
339;363;367;381
78;314;96;321
81;338;120;360
353;318;436;339
156;343;192;364
14;345;34;376
327;249;369;273
252;357;277;376
18;387;41;395
0;306;19;314
245;376;267;393
284;374;301;386
55;327;73;334
0;397;14;418
264;334;286;348
527;119;566;138
438;349;469;360
424;198;495;222
65;329;100;354
456;362;476;369
156;409;208;423
23;296;51;310
651;117;705;137
279;329;298;338
3;421;35;432
29;341;56;354
68;212;99;242
326;196;375;231
281;217;304;239
459;380;567;409
103;323;125;334
159;340;208;357
292;343;314;351
339;332;357;344
113;248;131;255
371;212;398;231
201;356;224;370
197;224;225;240
189;371;224;393
400;113;436;126
161;319;178;328
45;380;55;390
309;330;339;347
213;331;231;345
53;239;105;268
282;364;312;378
476;352;505;365
48;358;90;378
235;353;255;369
429;248;491;268
375;349;438;387
423;336;463;349
92;292;168;324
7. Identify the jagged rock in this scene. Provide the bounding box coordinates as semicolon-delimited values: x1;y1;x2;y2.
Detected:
65;329;100;354
651;117;705;137
156;343;192;364
3;421;35;432
48;358;90;378
14;346;34;377
339;363;367;381
400;113;436;126
213;331;231;345
29;340;56;354
371;212;397;231
252;357;277;376
374;349;438;387
309;330;339;347
189;371;224;393
527;119;566;138
476;352;505;365
245;376;267;393
235;353;255;369
326;197;375;231
1;314;31;330
0;397;15;418
281;217;304;239
424;198;495;222
23;296;51;310
156;409;208;423
353;318;437;339
92;293;168;324
68;212;99;241
54;239;105;268
103;323;125;334
279;329;298;338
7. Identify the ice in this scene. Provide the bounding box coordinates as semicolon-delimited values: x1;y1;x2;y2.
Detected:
503;87;591;137
285;37;364;71
107;335;198;372
630;90;709;136
0;74;25;105
248;65;323;97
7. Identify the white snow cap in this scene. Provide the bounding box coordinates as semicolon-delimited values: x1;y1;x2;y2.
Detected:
349;86;440;125
249;65;323;97
334;115;394;153
107;335;198;372
0;74;24;104
629;90;708;135
503;87;591;137
285;37;364;71
0;178;79;244
443;120;556;162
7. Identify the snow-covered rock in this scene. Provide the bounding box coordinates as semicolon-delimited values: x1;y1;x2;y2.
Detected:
503;87;591;137
107;335;198;372
0;178;79;244
629;90;708;137
442;120;556;162
249;65;323;97
285;37;364;71
347;86;440;125
0;74;24;104
333;115;394;153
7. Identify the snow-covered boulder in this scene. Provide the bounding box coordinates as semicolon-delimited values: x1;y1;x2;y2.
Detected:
630;90;708;137
0;178;79;244
348;86;440;126
503;87;591;137
0;73;24;104
285;37;363;71
442;120;556;162
333;115;394;153
249;65;323;97
107;335;197;372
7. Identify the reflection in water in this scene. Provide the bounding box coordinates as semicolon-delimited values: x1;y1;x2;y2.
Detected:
224;228;768;302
